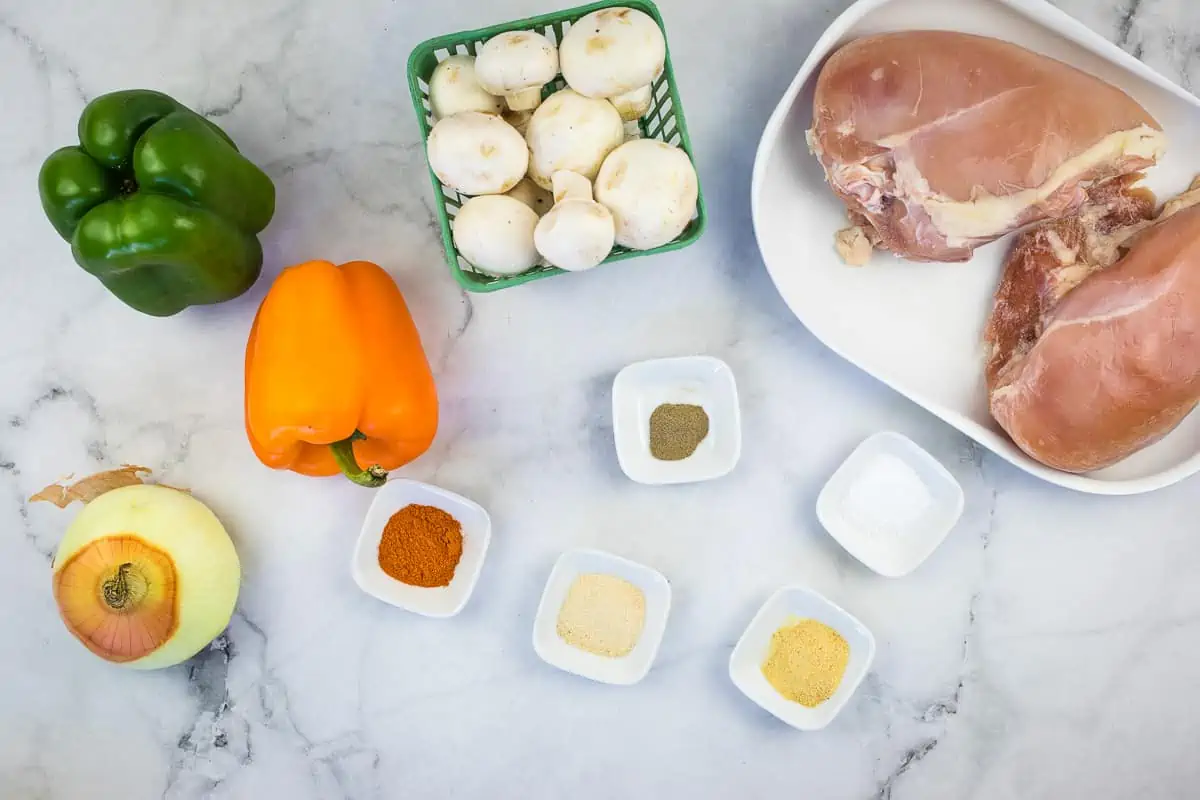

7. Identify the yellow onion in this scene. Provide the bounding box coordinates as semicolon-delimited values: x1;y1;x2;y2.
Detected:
50;483;240;669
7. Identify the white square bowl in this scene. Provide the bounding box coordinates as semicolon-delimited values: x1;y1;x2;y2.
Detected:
533;549;672;685
729;586;876;731
817;432;964;577
612;355;742;485
351;478;491;618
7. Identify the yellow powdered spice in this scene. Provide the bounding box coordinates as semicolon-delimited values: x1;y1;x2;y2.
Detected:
761;618;850;707
556;573;646;657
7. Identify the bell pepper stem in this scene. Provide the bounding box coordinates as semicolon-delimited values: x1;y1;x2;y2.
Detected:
329;431;387;488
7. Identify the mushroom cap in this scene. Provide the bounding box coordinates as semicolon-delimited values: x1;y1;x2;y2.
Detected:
594;139;698;250
428;55;502;119
535;199;615;272
453;194;540;276
504;178;554;216
526;89;623;190
560;8;666;98
475;31;559;96
427;111;529;196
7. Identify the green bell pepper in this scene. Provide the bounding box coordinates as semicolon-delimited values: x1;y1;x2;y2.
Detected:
38;90;275;316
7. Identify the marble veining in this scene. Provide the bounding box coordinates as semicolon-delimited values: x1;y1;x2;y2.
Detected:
2;0;1200;798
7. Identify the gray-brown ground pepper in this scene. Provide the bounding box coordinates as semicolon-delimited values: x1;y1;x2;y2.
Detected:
648;403;710;461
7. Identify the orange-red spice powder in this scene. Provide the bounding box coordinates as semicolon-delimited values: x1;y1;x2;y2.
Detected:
377;504;463;587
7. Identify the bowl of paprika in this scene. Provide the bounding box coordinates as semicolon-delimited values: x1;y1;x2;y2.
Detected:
352;479;492;618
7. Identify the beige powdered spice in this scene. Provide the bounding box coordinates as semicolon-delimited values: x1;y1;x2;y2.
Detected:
556;573;646;657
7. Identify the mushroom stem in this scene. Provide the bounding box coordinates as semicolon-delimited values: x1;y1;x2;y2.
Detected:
506;87;544;111
552;170;595;203
611;85;653;122
503;109;534;137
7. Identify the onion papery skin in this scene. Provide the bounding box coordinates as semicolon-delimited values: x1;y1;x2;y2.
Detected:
51;484;241;669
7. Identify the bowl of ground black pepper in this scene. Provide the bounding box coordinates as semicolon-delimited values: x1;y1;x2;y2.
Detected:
612;355;742;485
352;479;492;617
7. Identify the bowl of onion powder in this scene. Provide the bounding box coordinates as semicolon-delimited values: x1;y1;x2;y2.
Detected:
532;548;671;685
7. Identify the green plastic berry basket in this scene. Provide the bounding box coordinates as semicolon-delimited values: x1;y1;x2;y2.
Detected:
407;0;706;293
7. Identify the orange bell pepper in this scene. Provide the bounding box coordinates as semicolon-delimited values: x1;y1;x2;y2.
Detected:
244;260;438;486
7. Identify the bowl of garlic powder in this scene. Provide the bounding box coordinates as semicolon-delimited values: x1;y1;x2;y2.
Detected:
532;548;671;685
729;585;875;730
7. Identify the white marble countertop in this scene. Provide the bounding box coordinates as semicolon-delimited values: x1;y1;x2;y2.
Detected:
3;0;1199;797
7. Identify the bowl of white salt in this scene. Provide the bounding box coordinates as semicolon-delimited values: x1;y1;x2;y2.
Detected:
816;432;964;577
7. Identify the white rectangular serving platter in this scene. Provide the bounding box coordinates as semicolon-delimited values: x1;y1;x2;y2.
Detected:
751;0;1200;495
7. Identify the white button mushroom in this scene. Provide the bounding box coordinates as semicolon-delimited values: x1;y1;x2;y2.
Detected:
452;194;540;276
426;111;529;196
534;171;615;271
475;31;559;112
525;88;623;190
594;139;698;250
560;8;666;101
609;84;653;122
504;178;554;216
428;55;502;120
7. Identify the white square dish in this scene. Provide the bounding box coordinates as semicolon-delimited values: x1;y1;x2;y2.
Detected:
729;586;876;731
817;432;964;577
351;479;491;618
533;549;672;685
751;0;1200;495
612;356;742;485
